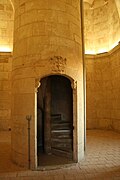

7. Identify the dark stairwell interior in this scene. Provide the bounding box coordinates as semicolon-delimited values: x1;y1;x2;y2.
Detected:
37;75;74;167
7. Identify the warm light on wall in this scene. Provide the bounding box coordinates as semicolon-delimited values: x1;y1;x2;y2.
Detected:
97;48;107;54
85;49;107;54
110;41;119;50
85;50;96;54
0;46;12;52
85;40;120;55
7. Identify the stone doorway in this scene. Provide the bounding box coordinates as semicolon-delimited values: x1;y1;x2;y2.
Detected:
37;75;74;167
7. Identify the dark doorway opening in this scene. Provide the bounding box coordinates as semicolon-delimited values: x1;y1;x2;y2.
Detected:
37;75;73;167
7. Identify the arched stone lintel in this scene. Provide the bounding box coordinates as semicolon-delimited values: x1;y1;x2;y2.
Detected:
35;74;77;90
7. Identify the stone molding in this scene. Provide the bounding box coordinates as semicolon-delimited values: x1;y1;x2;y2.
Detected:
35;78;40;91
71;81;77;90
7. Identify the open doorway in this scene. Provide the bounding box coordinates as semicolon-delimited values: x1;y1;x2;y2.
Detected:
37;75;74;167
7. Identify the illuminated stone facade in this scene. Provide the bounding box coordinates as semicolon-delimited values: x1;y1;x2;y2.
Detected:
0;0;13;52
84;0;120;54
0;0;120;170
11;0;84;169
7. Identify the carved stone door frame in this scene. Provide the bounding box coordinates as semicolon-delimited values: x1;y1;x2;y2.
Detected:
34;76;78;169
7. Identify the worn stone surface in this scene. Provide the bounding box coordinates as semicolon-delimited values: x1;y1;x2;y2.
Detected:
0;0;120;172
86;44;120;132
11;0;84;169
0;52;12;130
84;0;120;54
0;0;13;52
0;130;120;179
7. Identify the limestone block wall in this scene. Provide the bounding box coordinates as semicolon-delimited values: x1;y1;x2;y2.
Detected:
115;0;120;18
109;0;120;49
0;0;14;52
110;44;120;132
86;44;120;132
0;52;12;130
12;0;84;169
84;2;94;53
84;0;120;54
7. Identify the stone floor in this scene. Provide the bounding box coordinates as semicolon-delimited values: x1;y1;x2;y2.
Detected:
0;130;120;179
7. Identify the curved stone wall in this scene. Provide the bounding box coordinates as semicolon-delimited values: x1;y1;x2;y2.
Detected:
86;44;120;133
11;0;84;168
0;0;14;52
84;0;120;54
0;52;12;130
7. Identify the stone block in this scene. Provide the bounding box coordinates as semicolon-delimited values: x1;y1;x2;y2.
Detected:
113;119;120;132
0;72;9;80
12;0;84;169
13;78;34;94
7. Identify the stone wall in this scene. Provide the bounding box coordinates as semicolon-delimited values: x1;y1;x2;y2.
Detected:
109;0;120;49
0;52;12;130
84;0;120;54
12;0;84;169
110;44;120;132
0;0;13;52
86;44;120;132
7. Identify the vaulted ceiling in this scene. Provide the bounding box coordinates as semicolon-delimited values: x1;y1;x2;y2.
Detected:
84;0;120;54
0;0;120;54
84;0;120;19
